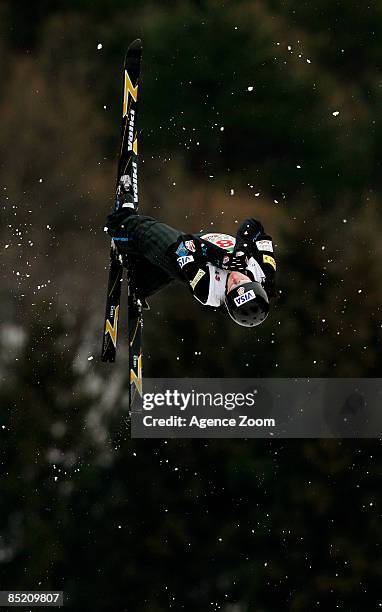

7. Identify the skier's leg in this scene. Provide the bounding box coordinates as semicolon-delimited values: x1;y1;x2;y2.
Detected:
134;256;176;297
109;213;183;279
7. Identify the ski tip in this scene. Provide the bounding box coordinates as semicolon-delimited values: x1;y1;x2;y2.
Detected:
129;38;142;51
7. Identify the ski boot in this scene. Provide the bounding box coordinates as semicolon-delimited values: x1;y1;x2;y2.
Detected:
116;174;138;212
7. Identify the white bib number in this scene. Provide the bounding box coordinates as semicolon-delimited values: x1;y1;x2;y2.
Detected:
201;233;236;253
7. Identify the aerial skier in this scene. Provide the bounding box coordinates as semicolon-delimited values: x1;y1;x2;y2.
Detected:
101;38;277;405
105;192;277;328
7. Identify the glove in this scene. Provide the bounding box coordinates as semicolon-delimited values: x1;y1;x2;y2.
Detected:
235;219;265;256
229;250;248;273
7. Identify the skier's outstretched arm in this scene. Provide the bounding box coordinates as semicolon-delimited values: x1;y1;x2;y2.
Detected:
233;218;277;299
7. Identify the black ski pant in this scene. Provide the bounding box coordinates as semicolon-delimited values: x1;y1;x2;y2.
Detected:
113;214;183;297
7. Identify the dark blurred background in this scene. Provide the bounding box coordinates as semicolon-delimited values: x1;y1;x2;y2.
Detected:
0;1;381;610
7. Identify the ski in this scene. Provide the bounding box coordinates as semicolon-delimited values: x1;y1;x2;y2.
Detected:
101;39;143;406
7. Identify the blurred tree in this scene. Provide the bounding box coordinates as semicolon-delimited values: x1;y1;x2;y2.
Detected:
0;1;381;610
